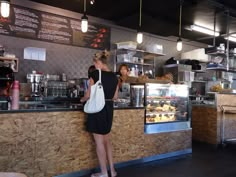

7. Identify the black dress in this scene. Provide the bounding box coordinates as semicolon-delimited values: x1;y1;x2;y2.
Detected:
86;70;118;135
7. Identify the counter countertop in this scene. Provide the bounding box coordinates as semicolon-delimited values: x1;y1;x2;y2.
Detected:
191;104;216;108
0;102;144;113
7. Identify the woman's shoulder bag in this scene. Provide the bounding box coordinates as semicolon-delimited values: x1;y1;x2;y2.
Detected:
84;69;105;113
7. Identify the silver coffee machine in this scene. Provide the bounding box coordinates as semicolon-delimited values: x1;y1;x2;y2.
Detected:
27;71;43;97
130;84;145;107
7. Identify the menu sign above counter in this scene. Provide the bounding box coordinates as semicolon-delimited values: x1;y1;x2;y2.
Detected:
0;5;111;50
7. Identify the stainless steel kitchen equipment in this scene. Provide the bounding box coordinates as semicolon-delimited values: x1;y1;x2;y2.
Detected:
220;105;236;146
46;81;68;97
26;71;44;97
130;84;144;107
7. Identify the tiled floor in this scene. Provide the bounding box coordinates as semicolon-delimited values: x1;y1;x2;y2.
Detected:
84;142;236;177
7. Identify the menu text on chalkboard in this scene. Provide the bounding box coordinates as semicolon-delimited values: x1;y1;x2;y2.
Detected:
0;5;111;50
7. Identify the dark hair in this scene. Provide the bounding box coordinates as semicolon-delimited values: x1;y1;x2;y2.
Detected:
93;50;110;64
88;65;96;78
118;64;129;74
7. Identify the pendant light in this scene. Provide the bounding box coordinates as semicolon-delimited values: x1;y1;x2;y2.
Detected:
90;0;95;5
177;0;183;51
137;0;143;44
1;0;10;18
81;0;88;33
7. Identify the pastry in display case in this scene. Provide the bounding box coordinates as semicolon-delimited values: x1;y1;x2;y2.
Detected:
145;83;189;124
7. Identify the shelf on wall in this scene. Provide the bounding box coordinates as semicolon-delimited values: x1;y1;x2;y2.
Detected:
205;47;236;57
143;52;165;59
192;70;206;73
192;80;207;83
206;66;236;73
0;56;19;72
116;61;153;66
116;48;165;59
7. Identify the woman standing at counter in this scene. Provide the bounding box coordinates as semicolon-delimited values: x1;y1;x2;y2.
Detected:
118;64;129;89
80;51;118;177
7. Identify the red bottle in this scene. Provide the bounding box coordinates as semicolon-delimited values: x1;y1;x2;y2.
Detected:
11;80;20;110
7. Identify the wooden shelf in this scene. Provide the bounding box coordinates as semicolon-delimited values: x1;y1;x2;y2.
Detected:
0;56;19;72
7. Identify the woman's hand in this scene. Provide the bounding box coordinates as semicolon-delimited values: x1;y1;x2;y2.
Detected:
80;97;86;103
112;85;119;101
80;78;94;103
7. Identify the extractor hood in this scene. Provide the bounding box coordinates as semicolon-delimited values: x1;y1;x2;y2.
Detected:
181;48;209;62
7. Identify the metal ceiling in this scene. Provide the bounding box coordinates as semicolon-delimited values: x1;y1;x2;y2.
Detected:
28;0;236;47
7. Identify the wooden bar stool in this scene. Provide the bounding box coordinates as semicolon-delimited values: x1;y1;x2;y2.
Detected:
0;173;27;177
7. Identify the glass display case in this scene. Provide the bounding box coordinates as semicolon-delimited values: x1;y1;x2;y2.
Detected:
144;83;191;134
116;82;191;133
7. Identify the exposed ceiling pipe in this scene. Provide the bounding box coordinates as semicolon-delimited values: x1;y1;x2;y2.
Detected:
207;0;236;16
226;10;230;71
213;10;216;47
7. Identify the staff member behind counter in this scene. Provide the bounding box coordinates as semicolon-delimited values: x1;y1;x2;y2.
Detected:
117;64;133;100
118;64;130;89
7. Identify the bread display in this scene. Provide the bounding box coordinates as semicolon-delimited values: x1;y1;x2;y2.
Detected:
146;100;177;123
145;84;189;124
210;83;223;92
146;103;176;113
146;113;176;123
156;72;173;82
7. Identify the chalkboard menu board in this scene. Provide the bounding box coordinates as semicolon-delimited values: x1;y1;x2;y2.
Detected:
0;5;111;50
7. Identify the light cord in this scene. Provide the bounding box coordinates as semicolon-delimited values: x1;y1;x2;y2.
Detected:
179;0;183;37
139;0;142;27
84;0;86;13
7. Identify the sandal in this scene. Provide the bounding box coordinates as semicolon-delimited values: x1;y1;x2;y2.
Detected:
91;173;108;177
111;171;117;177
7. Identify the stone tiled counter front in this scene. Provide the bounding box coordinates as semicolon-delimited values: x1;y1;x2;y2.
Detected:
192;93;236;145
192;105;219;144
0;110;192;177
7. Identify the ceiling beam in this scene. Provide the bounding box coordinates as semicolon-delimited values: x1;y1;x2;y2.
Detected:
207;0;236;17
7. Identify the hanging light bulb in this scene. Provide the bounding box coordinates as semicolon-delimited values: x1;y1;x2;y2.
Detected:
137;31;143;44
1;0;10;18
176;0;183;51
137;0;143;44
81;14;88;33
81;0;88;33
177;37;182;51
90;0;95;5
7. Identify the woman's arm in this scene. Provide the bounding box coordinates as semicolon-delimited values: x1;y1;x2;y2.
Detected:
112;84;119;101
80;78;94;102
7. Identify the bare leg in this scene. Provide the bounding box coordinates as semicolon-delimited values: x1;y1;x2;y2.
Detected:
93;133;108;176
104;134;116;176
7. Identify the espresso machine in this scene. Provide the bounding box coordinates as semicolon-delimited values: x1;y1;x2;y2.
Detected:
27;71;43;97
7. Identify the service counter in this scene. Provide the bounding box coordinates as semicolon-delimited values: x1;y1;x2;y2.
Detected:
192;93;236;145
0;104;192;177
